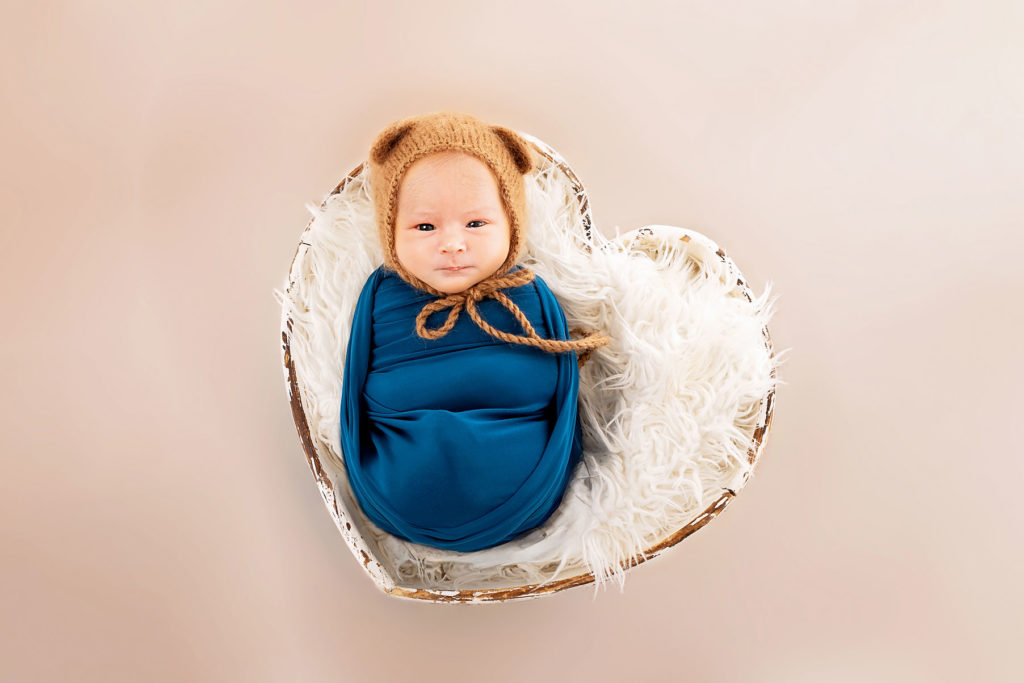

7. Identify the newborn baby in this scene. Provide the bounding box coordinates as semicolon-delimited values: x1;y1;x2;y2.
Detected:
339;111;609;552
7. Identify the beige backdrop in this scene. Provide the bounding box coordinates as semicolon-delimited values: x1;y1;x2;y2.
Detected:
2;1;1021;681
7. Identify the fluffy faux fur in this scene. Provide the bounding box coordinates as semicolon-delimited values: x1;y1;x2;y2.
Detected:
276;135;784;599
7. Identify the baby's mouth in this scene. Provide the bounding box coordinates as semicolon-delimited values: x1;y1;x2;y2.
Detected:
440;265;471;272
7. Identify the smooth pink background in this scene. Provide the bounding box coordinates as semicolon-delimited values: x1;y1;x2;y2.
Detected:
3;1;1021;681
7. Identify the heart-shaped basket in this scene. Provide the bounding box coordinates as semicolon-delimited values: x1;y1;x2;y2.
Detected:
277;131;781;603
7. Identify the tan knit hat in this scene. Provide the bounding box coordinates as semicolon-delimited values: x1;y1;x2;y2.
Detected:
367;110;533;295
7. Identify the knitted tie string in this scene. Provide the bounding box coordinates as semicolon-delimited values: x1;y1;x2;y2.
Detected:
414;267;611;361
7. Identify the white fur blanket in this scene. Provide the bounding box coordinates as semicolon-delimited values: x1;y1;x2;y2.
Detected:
276;136;783;600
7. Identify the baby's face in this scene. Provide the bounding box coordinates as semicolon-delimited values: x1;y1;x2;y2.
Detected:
394;151;511;294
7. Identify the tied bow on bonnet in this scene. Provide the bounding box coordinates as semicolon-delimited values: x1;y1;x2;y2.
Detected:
368;110;610;365
414;267;608;368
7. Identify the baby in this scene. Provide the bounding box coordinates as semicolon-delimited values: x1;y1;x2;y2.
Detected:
338;111;609;552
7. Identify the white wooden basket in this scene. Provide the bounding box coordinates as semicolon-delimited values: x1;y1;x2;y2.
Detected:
278;132;779;603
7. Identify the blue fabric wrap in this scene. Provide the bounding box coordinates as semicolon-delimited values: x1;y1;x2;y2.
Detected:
339;265;583;552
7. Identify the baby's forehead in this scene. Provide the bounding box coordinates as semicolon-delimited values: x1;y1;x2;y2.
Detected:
397;153;503;205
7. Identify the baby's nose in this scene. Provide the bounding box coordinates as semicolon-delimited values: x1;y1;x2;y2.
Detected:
441;236;466;253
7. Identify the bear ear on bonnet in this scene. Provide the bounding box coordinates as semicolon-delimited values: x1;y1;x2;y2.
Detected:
490;125;533;174
370;119;416;165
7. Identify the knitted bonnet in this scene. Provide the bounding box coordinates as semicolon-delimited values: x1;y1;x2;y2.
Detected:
368;110;531;293
366;110;610;361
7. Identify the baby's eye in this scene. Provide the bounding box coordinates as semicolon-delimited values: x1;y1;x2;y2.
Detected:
415;223;435;232
467;220;486;228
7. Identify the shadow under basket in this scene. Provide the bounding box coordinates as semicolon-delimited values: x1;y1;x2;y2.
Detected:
278;131;780;603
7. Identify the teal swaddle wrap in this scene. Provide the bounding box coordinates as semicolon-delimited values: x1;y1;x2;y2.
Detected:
339;265;583;552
